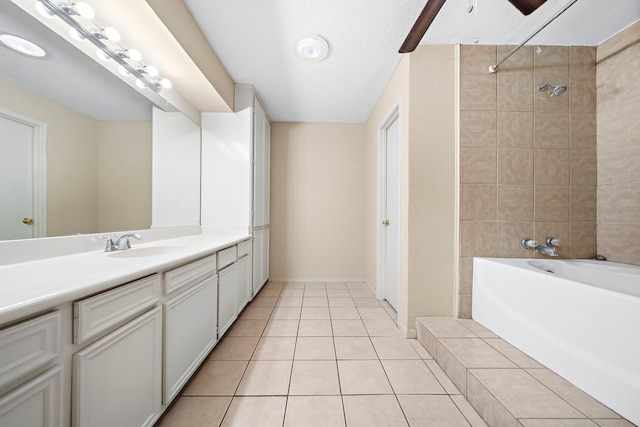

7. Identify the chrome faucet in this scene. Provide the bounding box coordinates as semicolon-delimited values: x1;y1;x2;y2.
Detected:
103;233;142;252
521;237;559;257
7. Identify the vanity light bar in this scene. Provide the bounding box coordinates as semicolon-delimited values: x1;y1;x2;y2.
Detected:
36;0;171;92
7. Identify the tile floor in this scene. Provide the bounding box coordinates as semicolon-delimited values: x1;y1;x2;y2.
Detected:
156;281;487;427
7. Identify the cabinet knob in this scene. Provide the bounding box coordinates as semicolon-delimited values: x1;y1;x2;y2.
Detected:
382;219;390;226
22;217;34;225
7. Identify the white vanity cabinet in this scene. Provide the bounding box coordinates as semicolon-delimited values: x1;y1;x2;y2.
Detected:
163;255;218;404
236;240;252;312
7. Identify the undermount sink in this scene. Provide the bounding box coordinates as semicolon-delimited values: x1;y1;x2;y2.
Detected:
107;246;184;258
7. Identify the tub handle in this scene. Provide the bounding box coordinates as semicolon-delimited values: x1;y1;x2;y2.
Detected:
546;237;562;247
521;238;538;249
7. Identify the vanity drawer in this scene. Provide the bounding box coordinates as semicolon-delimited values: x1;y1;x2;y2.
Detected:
237;240;251;257
74;274;161;344
217;246;237;270
0;311;61;391
164;254;217;295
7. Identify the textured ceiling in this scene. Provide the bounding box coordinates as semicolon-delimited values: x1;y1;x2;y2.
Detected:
185;0;640;123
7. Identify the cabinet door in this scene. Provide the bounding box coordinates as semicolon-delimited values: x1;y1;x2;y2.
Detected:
253;101;269;228
164;276;218;404
236;254;252;312
252;228;269;294
73;307;162;427
0;365;63;427
218;264;238;337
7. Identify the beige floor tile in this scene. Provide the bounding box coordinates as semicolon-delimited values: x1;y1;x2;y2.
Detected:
276;297;303;307
280;289;304;297
289;360;341;395
235;361;292;395
284;396;345;427
469;369;585;418
327;290;351;298
385;307;398;319
342;395;408;427
398;395;471;426
210;336;260;360
305;282;326;290
484;338;544;368
332;319;368;336
338;360;393;394
371;337;421;359
346;283;368;290
381;360;445;394
353;298;383;308
238;305;273;320
363;319;403;337
303;297;329;307
250;297;278;307
301;306;331;319
269;306;302;320
416;317;477;338
304;289;328;297
436;342;468;394
439;338;518;368
283;283;305;290
251;337;296;360
358;307;392;319
257;288;282;298
329;307;361;319
263;282;284;289
526;369;620;418
158;396;231;427
349;289;375;298
224;320;268;337
221;396;287;427
457;319;498;338
183;360;248;396
425;359;461;395
329;298;356;307
295;337;336;360
297;319;333;336
326;283;348;290
334;337;377;359
592;420;636;427
519;420;599;427
408;339;434;359
262;320;299;337
450;394;488;426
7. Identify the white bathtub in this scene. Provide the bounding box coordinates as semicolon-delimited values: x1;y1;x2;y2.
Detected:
472;257;640;425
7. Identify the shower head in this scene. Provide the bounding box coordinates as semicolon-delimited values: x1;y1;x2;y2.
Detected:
537;83;567;97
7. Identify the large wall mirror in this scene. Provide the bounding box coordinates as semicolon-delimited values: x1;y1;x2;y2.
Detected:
0;1;200;241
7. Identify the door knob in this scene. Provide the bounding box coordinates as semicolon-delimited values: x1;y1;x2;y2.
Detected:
22;217;34;225
382;219;390;226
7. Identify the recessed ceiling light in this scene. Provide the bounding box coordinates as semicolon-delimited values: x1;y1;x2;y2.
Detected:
0;34;47;58
294;34;331;62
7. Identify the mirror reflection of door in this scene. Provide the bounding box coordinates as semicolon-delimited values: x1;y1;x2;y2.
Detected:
0;109;45;240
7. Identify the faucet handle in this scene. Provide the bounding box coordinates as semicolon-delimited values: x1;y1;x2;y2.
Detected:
521;238;538;249
546;237;562;247
115;233;142;250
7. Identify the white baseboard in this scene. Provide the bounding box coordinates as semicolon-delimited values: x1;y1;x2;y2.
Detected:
268;277;368;284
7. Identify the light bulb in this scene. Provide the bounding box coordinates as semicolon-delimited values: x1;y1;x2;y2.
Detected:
35;2;55;18
144;65;159;77
102;27;120;42
96;48;110;61
118;65;130;76
127;48;141;62
159;78;172;89
74;2;95;19
135;79;146;89
69;27;85;41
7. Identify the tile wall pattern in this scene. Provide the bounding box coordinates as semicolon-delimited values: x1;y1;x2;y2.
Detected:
458;44;597;318
596;21;640;265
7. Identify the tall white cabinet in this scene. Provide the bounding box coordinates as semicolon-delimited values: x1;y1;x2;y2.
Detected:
201;84;271;296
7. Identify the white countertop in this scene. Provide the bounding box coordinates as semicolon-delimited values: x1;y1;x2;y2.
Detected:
0;231;250;325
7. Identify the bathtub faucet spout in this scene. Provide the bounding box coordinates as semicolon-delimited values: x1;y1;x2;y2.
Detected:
521;237;558;256
534;245;558;257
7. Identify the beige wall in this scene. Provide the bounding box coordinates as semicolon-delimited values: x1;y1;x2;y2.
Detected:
458;45;598;317
270;122;366;280
596;21;640;265
97;121;152;232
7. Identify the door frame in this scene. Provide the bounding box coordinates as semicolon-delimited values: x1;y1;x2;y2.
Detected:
0;108;47;238
376;100;401;317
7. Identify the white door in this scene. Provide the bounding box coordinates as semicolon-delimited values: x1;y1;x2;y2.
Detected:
0;113;38;240
383;115;401;312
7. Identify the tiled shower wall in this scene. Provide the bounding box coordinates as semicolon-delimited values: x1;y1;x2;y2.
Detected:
458;45;597;318
596;21;640;265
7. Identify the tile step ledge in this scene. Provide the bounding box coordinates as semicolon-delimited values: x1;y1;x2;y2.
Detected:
415;316;634;427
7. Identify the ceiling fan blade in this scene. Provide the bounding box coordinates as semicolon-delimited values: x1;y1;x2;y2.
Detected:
507;0;547;15
399;0;447;53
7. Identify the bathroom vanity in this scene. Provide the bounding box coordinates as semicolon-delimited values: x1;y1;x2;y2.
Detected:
0;231;252;427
